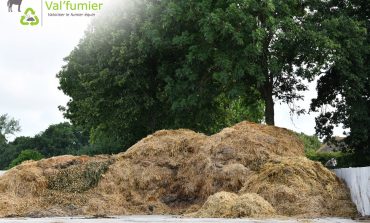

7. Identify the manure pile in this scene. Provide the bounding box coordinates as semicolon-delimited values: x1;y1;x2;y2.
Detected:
0;122;357;218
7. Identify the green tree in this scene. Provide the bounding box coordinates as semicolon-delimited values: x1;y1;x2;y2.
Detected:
0;122;92;169
8;149;44;169
10;123;90;157
35;122;89;157
57;0;264;150
0;144;20;170
142;0;333;125
59;0;343;153
11;136;39;151
310;0;369;164
0;114;20;144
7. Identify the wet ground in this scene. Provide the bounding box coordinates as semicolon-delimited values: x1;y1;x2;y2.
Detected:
0;216;365;223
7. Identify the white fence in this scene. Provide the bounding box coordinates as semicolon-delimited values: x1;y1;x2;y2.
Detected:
335;167;370;216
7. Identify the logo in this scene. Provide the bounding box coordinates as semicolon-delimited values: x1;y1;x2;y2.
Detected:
7;0;23;12
20;8;39;26
5;0;103;27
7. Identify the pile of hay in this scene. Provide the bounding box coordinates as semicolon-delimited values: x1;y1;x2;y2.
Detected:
0;155;112;217
0;122;357;218
190;192;276;218
240;157;356;217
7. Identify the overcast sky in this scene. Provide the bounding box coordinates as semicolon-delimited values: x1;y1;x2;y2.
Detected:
0;1;345;141
0;1;91;140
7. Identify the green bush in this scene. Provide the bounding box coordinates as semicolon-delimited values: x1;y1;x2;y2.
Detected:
8;149;44;169
307;150;343;166
297;132;369;168
306;151;369;168
69;144;122;156
296;133;322;153
0;144;21;170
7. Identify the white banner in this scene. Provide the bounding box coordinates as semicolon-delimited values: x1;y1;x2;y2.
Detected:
335;167;370;216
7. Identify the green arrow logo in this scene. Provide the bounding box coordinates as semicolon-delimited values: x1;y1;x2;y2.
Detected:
20;8;39;26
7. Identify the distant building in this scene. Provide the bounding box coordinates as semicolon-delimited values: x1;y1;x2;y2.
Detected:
317;137;347;153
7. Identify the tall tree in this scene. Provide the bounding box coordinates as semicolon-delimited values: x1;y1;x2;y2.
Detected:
136;0;333;125
59;0;345;151
311;0;369;162
57;0;264;149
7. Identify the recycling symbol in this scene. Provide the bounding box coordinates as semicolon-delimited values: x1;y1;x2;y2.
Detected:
20;8;39;26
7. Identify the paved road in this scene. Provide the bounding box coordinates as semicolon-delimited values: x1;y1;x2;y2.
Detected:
0;216;364;223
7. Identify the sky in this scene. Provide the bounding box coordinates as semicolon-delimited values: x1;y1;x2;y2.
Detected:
0;1;345;141
0;0;91;140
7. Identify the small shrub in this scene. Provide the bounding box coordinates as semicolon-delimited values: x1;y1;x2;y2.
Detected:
8;149;44;169
69;144;122;156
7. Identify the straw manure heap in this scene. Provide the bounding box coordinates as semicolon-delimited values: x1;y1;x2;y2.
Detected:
0;122;357;218
190;192;276;218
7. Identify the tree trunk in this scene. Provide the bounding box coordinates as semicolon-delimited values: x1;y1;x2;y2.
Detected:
257;14;275;125
260;33;275;126
264;84;275;125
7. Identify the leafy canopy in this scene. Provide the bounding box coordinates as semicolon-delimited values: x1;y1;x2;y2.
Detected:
310;0;369;163
57;0;265;149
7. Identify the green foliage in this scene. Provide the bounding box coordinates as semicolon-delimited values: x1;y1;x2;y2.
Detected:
306;151;344;168
58;0;338;150
298;132;369;168
11;136;39;150
297;133;322;153
8;149;44;169
2;1;367;168
0;144;21;170
307;151;370;168
35;122;89;157
57;0;267;150
299;132;369;168
0;122;91;169
213;95;264;133
70;144;122;156
310;0;369;160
